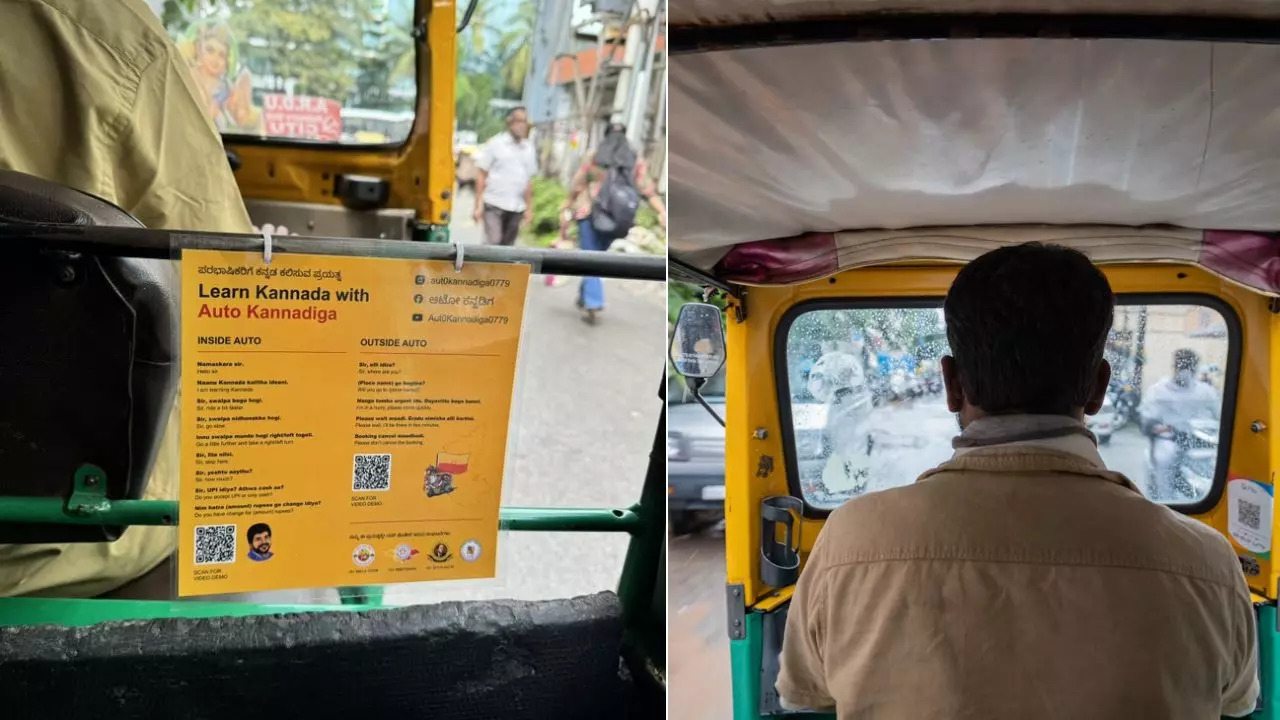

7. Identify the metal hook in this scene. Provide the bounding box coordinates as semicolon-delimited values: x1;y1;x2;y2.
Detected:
453;242;464;272
261;226;273;265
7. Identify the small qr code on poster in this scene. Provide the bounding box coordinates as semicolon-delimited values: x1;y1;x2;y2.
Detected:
194;524;236;565
353;453;392;491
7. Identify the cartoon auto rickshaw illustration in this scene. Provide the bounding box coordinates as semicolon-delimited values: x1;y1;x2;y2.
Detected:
424;452;469;497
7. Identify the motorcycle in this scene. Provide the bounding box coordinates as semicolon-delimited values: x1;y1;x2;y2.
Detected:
1109;378;1141;431
1145;418;1218;502
887;368;923;401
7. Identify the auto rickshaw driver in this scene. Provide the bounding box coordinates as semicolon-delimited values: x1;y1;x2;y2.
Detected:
0;0;254;599
778;244;1258;719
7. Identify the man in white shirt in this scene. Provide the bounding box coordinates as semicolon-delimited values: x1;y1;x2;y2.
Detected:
472;107;537;246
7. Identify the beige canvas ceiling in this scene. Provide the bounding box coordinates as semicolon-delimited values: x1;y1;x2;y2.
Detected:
671;0;1280;27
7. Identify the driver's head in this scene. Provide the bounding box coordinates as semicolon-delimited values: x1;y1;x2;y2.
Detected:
943;243;1113;426
247;523;271;554
506;106;529;140
1174;348;1200;387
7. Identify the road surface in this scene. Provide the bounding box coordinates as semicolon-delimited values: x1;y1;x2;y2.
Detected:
216;187;666;605
670;529;734;720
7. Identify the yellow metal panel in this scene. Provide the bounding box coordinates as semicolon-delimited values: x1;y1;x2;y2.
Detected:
752;585;795;613
725;262;1274;604
424;0;458;226
1270;312;1280;599
227;0;452;224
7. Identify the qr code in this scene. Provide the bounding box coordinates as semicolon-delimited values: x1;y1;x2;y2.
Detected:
1239;499;1262;531
353;453;392;491
194;524;236;565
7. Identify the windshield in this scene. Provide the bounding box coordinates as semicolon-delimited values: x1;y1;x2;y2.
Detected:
159;0;417;145
781;301;1232;510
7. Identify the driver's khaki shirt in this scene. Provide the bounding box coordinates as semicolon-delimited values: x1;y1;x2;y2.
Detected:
0;0;253;597
778;444;1259;719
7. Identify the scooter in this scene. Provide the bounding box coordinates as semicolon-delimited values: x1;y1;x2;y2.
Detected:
1145;419;1218;501
1109;379;1140;431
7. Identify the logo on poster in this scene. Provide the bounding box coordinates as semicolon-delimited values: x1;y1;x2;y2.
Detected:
430;542;452;563
461;539;481;562
352;543;376;567
394;543;419;562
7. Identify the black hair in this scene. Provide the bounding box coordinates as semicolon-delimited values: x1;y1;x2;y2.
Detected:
247;523;271;543
944;243;1114;415
506;106;527;121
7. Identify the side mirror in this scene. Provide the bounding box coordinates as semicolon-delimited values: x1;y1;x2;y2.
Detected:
669;302;726;379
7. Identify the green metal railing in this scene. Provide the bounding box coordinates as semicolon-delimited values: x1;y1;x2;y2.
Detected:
0;227;667;695
0;490;642;534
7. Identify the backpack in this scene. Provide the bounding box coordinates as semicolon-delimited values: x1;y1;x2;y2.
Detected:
590;164;640;235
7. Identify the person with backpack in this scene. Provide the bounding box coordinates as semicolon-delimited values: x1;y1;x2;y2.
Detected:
562;123;667;324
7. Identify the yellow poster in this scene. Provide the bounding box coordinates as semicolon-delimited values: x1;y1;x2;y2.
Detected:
177;249;529;596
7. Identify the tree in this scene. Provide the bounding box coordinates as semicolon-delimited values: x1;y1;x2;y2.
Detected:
164;0;398;105
223;0;380;102
354;13;414;110
497;0;537;96
457;0;499;74
456;73;505;140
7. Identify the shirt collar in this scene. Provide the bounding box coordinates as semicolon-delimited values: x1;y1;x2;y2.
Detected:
952;414;1106;469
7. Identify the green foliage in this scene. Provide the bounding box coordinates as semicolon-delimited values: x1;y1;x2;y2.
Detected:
223;1;380;102
456;73;506;141
528;177;568;247
635;204;662;235
668;281;727;325
164;0;412;112
496;0;537;96
353;17;414;109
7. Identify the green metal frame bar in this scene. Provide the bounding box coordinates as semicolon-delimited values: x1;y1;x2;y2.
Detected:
616;388;668;689
730;611;765;719
0;497;640;533
0;595;364;627
1259;603;1276;720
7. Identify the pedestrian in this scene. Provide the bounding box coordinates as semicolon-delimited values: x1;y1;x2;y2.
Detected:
562;123;667;324
472;106;537;246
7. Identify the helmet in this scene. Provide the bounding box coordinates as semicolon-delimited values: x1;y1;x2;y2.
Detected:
807;352;864;403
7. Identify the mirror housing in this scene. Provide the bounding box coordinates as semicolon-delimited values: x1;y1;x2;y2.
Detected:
670;302;726;379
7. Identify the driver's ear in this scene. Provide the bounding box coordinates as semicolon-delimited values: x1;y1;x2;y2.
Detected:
1083;359;1111;415
941;355;964;413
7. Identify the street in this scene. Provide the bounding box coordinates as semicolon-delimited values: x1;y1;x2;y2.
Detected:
669;398;1167;720
215;187;665;606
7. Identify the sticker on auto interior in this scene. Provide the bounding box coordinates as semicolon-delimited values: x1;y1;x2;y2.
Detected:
1227;478;1273;555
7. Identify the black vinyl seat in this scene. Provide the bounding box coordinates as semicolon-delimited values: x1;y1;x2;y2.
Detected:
0;591;626;719
0;171;177;543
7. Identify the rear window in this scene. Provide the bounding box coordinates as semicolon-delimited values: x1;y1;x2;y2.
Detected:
778;299;1235;512
159;1;417;145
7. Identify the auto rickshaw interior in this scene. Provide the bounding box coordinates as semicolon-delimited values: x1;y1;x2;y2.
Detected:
667;4;1280;718
188;0;455;241
0;1;666;716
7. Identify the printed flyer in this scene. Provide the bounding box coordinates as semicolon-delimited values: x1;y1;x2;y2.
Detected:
176;249;529;596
